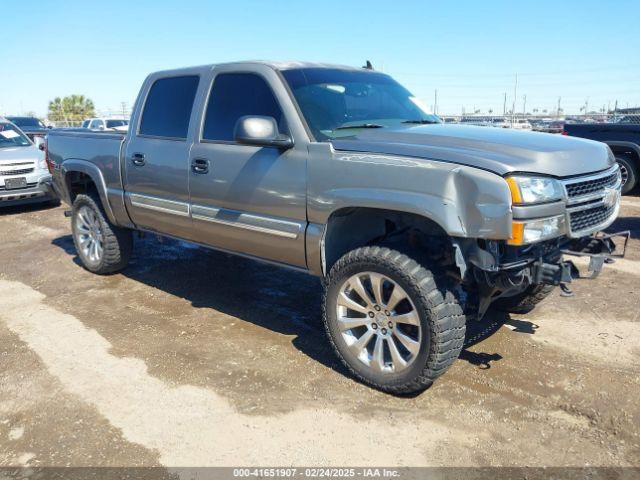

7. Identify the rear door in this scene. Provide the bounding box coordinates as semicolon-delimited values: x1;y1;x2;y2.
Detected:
123;73;202;238
188;65;309;267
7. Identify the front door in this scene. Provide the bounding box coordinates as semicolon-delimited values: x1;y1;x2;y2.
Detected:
123;74;200;238
188;68;307;268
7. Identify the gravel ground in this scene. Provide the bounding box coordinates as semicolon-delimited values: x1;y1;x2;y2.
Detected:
0;196;638;472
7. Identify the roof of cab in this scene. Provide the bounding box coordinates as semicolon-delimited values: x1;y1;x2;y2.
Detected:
149;60;366;78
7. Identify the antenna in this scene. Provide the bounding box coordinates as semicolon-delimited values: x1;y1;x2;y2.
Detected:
363;60;374;70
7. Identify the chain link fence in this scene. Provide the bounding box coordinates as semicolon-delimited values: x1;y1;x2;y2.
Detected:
439;113;640;132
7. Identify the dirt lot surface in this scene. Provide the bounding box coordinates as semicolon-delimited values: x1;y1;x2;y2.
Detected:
1;196;639;471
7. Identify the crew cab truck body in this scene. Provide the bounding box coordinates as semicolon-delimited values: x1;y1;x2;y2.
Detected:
564;121;640;194
48;62;626;394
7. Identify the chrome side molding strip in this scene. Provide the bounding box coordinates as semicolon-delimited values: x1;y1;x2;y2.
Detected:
128;193;302;239
191;204;300;239
128;193;190;217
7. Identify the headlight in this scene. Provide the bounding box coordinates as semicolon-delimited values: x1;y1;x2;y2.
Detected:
508;215;567;245
506;175;564;204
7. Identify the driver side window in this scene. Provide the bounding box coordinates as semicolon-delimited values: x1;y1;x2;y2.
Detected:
202;73;286;142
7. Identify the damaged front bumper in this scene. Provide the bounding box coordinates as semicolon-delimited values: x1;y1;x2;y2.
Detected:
457;230;630;317
531;230;629;285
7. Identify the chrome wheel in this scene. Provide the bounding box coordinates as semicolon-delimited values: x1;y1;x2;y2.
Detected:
335;272;422;374
619;162;629;187
75;205;104;264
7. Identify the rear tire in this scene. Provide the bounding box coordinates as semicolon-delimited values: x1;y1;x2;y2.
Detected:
616;154;638;194
323;246;466;395
492;284;555;314
71;194;132;274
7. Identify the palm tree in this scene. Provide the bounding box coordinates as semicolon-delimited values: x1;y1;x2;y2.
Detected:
48;95;95;126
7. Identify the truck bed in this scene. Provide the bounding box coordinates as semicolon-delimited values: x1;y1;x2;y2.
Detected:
47;130;129;225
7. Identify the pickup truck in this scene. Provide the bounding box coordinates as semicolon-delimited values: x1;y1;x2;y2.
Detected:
564;121;640;194
47;61;626;394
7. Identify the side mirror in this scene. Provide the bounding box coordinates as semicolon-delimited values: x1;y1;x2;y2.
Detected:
234;116;293;149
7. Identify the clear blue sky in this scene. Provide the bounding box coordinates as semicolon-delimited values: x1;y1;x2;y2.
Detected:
1;0;638;117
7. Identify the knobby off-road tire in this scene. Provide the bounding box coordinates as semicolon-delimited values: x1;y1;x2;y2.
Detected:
323;246;466;395
492;284;555;314
71;194;132;274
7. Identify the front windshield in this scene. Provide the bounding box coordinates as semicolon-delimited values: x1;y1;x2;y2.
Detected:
0;122;31;148
106;120;128;128
282;68;440;141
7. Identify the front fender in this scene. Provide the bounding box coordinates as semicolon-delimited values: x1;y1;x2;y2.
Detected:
308;147;513;240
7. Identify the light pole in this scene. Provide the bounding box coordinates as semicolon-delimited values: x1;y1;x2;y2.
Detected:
511;74;518;125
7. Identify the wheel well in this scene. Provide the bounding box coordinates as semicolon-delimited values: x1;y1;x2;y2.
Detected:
323;207;454;273
65;171;98;203
609;144;639;167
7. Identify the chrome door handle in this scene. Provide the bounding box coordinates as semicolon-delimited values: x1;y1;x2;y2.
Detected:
131;153;146;166
191;158;210;174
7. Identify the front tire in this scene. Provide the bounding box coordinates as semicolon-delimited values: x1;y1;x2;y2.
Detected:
492;284;555;314
323;247;466;395
71;194;132;274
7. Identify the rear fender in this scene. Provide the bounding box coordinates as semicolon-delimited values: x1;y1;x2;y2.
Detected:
61;159;119;225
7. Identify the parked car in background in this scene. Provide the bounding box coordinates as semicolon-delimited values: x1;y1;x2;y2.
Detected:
47;61;625;394
545;121;564;134
0;118;57;207
84;118;129;132
490;117;509;128
531;120;564;134
564;121;640;194
509;118;533;130
5;116;50;143
614;115;640;124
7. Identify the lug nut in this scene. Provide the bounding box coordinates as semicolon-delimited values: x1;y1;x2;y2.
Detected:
384;310;390;316
381;328;387;335
368;311;374;318
374;305;381;311
388;321;393;328
371;323;378;330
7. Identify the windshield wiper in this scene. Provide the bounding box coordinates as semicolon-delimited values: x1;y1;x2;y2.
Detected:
402;119;438;125
335;123;384;130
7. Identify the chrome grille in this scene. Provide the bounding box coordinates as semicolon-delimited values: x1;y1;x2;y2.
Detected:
562;165;621;237
0;168;34;176
569;203;617;232
565;172;618;198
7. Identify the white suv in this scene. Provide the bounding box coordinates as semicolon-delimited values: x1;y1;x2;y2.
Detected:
0;119;57;207
509;118;533;130
84;118;129;132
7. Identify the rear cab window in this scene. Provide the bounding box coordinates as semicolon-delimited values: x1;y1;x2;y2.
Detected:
139;75;200;139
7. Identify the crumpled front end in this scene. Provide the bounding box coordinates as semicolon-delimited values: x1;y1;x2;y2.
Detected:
455;164;627;317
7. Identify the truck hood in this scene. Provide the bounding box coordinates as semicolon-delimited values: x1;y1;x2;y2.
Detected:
331;124;614;177
0;145;42;165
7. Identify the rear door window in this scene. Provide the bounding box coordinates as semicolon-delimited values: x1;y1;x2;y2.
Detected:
139;75;200;139
202;73;285;142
